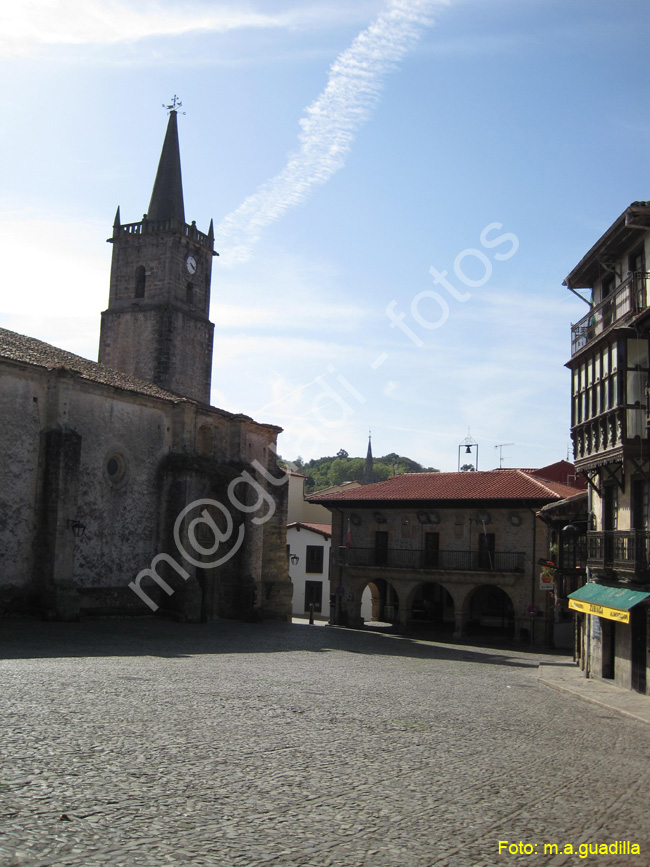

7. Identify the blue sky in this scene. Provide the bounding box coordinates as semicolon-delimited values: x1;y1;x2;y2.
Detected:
1;0;649;471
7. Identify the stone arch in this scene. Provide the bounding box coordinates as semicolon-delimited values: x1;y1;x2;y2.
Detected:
194;489;246;621
407;581;455;632
358;577;401;625
464;584;515;636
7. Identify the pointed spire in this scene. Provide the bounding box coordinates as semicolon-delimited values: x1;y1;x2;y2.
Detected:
147;111;185;223
113;206;121;229
364;431;374;484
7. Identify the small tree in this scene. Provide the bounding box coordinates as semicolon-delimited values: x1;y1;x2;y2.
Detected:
460;463;475;472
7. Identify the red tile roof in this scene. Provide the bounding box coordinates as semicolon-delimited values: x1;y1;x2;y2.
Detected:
287;522;332;538
307;470;579;504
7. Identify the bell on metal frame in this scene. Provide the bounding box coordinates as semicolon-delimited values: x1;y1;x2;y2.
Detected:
465;445;472;454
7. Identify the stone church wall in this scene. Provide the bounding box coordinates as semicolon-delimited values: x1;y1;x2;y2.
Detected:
68;381;173;611
0;359;292;621
0;366;47;612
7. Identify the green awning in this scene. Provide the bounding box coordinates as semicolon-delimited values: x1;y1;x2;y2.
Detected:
568;584;650;623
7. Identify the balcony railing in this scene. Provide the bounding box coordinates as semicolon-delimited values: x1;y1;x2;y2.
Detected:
113;218;211;246
586;530;650;574
343;547;525;573
570;271;650;356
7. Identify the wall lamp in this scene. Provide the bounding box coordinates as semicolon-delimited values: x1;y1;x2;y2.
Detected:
66;519;86;538
290;554;299;565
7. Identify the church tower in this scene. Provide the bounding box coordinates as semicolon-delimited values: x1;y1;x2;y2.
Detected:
99;106;216;403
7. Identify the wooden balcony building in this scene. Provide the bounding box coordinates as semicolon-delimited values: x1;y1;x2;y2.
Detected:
565;202;650;693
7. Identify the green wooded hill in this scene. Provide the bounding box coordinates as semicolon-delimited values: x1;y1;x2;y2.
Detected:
282;451;439;492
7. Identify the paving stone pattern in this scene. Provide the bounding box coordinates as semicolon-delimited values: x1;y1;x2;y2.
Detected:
1;619;649;867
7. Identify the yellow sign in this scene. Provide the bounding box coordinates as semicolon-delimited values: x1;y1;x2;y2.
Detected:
568;598;630;623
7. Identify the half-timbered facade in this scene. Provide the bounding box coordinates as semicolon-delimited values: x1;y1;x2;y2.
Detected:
565;202;650;692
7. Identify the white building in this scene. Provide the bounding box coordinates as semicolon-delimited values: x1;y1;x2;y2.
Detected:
287;522;332;617
286;471;362;618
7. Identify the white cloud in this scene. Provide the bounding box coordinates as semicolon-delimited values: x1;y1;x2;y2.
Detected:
214;0;450;263
0;217;108;315
0;0;372;58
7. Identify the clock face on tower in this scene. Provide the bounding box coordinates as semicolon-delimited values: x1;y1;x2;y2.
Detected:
186;255;197;275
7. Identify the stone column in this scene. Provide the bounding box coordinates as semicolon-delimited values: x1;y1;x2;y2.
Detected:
37;428;82;620
453;609;468;639
259;462;293;622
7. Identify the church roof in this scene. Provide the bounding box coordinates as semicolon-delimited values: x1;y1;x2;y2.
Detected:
0;327;190;403
147;110;185;223
1;327;282;432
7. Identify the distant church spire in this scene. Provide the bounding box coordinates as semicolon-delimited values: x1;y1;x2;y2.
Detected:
147;109;185;223
364;431;374;484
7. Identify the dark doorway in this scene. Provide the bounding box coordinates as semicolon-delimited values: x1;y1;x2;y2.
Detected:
423;532;440;569
411;582;453;631
304;580;323;613
631;606;647;694
374;531;389;566
478;533;495;570
468;585;514;636
601;619;615;679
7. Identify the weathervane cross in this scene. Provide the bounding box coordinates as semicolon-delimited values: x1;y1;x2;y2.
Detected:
163;94;186;115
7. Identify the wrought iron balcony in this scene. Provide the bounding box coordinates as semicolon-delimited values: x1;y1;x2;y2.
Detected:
343;547;525;573
586;530;650;574
570;271;650;356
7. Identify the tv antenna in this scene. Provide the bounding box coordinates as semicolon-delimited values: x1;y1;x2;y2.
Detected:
495;443;514;468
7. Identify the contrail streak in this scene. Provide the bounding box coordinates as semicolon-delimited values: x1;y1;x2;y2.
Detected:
215;0;449;263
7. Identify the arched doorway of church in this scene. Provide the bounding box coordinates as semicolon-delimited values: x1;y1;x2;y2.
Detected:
466;585;515;637
410;582;454;633
196;490;245;620
360;579;399;625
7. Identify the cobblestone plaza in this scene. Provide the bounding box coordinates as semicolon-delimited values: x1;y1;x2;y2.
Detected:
2;620;649;867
